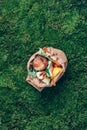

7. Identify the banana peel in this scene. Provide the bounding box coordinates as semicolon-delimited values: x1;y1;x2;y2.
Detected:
51;67;63;79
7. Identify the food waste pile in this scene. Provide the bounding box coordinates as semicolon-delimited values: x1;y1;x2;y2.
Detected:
27;48;63;86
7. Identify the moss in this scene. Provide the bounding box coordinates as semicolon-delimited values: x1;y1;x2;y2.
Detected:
0;0;87;130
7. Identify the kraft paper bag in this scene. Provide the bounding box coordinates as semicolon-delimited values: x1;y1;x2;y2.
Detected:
26;47;68;92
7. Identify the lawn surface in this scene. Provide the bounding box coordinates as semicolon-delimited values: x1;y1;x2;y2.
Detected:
0;0;87;130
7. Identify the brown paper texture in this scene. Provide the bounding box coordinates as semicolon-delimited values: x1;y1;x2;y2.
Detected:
26;47;68;92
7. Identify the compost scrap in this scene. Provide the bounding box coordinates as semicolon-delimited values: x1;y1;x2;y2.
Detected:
26;47;68;92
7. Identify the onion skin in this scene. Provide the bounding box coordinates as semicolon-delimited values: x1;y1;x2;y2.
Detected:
33;56;48;71
36;71;46;80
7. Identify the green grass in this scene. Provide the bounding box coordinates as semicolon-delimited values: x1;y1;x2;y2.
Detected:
0;0;87;130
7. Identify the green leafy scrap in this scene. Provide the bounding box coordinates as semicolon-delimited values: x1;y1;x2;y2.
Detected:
46;61;52;77
28;67;37;78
